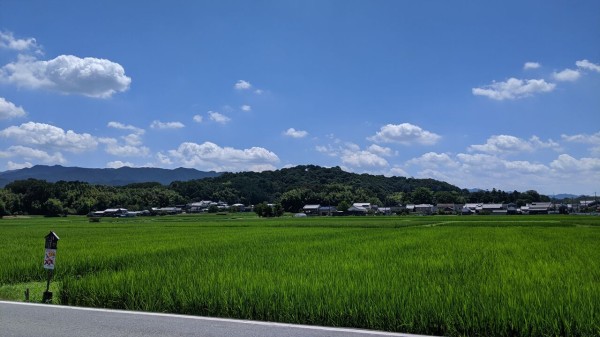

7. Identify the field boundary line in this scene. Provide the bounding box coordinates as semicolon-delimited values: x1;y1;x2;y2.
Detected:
0;301;440;337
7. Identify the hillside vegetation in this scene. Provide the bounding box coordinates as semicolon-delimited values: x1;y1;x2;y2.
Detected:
0;165;551;216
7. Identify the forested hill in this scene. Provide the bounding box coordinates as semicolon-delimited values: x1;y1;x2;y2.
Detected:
168;165;463;208
0;165;221;187
1;165;552;216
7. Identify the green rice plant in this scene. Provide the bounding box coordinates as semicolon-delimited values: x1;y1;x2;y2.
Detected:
1;214;599;336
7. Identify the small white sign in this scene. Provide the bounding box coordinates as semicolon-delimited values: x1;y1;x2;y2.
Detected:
43;249;56;270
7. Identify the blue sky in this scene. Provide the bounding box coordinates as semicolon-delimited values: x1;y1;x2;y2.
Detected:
0;1;599;195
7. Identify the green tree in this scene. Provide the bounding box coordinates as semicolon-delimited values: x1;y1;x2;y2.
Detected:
337;200;350;212
43;198;64;217
0;200;7;217
411;187;434;204
279;188;314;213
385;192;406;206
273;204;284;217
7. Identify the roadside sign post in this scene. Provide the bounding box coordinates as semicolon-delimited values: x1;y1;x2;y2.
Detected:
42;231;59;303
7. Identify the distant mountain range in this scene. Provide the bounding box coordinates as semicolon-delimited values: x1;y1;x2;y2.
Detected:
0;165;221;187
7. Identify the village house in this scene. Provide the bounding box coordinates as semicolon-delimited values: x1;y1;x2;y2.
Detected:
302;204;321;216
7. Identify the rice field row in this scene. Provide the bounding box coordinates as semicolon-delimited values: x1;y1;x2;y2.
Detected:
1;214;599;336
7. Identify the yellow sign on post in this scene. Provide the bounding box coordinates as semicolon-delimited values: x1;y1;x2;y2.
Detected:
43;249;56;270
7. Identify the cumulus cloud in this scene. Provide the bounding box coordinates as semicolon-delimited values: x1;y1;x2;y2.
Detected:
0;55;131;98
150;120;185;129
0;31;40;52
550;154;600;172
6;161;33;170
523;62;541;70
234;80;252;90
472;78;556;100
283;128;308;138
407;152;459;168
156;153;173;166
576;59;600;73
107;121;144;134
192;115;203;123
468;135;560;154
208;111;231;124
0;97;27;119
106;161;134;169
562;131;600;145
166;141;279;172
0;145;65;164
367;144;395;157
241;105;252;112
122;133;143;146
368;123;441;145
503;160;550;174
553;68;581;82
316;141;390;169
388;166;409;177
0;122;97;152
341;150;388;168
315;145;336;157
99;137;150;157
562;132;600;155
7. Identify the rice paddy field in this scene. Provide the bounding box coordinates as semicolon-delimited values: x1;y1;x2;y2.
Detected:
1;214;599;336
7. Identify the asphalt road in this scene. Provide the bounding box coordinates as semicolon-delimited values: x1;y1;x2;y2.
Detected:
1;301;438;337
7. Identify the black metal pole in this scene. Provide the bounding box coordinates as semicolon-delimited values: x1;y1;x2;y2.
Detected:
46;270;51;292
43;270;53;303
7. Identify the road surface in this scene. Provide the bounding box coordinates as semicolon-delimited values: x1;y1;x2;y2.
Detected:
1;301;438;337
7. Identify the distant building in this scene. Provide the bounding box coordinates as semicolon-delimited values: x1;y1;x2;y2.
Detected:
526;202;553;215
346;205;368;215
318;206;337;216
302;204;321;216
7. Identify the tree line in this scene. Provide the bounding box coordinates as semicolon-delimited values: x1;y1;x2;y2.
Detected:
0;165;550;216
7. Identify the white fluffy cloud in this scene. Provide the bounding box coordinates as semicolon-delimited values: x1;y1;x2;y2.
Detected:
341;150;388;168
0;145;66;164
316;142;390;169
407;152;459;168
283;128;308;138
208;111;231;124
400;149;600;194
503;160;550;174
234;80;252;90
472;78;556;100
561;132;600;144
0;97;26;119
99;137;150;157
107;121;144;135
523;62;541;70
550;154;600;172
166;142;279;172
469;135;560;154
6;161;33;170
150;120;185;129
576;59;600;73
0;31;40;52
562;131;600;155
553;68;581;82
368;123;441;145
0;122;97;152
0;55;131;98
241;105;252;112
366;144;394;157
193;115;203;123
106;161;134;169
